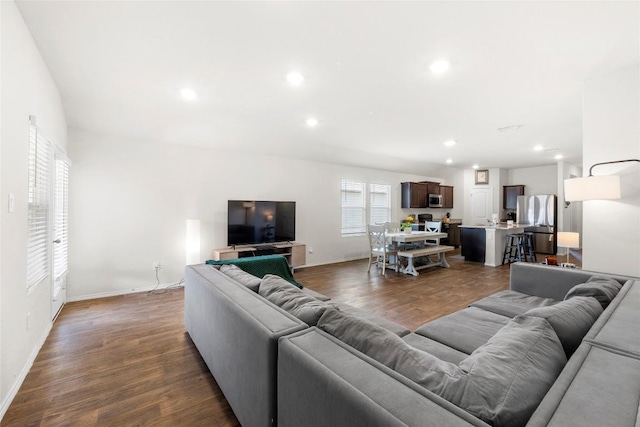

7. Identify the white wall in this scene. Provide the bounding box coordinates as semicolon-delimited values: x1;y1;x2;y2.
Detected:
67;129;454;300
507;165;557;196
0;0;68;416
582;64;639;276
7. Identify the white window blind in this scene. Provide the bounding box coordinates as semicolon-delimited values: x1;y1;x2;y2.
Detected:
341;180;366;235
27;121;51;289
369;184;391;225
53;157;70;280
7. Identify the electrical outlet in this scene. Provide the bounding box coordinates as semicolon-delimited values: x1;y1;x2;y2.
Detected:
26;312;31;331
153;261;161;271
308;247;314;254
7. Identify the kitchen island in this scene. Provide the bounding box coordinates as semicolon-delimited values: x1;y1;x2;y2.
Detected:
460;224;527;267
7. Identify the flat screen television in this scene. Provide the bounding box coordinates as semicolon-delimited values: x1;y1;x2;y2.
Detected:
227;200;296;246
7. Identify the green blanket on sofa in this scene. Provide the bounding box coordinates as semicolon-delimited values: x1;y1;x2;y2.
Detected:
206;254;303;288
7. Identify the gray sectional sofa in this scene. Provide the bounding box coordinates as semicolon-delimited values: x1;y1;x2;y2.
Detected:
184;261;639;427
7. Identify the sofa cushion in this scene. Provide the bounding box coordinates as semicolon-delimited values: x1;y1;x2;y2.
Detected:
258;275;335;326
565;276;623;309
219;264;262;292
402;333;468;364
524;296;602;357
414;307;510;354
333;302;410;337
301;287;332;302
470;290;557;317
318;309;566;427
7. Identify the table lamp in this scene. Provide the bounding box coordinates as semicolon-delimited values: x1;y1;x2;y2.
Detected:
557;232;580;263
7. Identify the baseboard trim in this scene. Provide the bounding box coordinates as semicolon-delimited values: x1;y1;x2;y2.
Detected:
0;322;52;421
67;282;184;302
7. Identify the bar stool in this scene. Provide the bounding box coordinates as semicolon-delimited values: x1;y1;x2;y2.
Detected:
502;234;522;265
502;233;537;265
522;232;537;262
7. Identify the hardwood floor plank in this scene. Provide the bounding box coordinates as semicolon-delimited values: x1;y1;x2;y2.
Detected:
3;252;543;426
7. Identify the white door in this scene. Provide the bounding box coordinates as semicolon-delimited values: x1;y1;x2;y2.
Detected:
470;188;493;225
51;154;70;320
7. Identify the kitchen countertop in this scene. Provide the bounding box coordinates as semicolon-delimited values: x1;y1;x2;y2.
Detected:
461;224;526;230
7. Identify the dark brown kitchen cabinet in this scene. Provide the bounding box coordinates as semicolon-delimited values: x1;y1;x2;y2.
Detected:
443;223;461;247
503;185;525;210
440;185;454;209
421;181;441;196
401;182;428;208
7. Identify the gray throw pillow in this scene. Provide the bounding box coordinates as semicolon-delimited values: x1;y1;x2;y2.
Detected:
220;264;261;292
564;276;623;309
524;296;602;357
317;309;566;427
259;274;335;326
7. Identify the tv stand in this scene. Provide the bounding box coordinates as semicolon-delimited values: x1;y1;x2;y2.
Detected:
212;242;306;268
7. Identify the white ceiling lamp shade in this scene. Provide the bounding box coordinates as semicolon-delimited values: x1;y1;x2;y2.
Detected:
564;159;639;201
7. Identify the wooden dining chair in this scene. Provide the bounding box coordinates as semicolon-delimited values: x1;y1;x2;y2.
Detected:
367;224;398;274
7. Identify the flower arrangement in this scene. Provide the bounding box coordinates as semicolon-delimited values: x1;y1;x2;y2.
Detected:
400;215;414;231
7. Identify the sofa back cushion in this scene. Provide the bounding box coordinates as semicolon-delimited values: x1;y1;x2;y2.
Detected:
259;274;335;326
220;264;262;292
524;296;602;357
564;276;622;309
317;309;566;427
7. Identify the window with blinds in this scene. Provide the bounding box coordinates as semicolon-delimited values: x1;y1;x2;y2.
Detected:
27;122;51;289
369;184;391;224
341;180;392;236
53;157;70;280
341;180;366;235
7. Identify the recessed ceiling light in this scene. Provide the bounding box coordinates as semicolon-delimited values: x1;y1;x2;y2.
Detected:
180;88;197;101
430;59;450;74
472;164;479;169
533;144;544;151
306;118;318;127
444;140;456;147
287;71;304;86
446;159;453;164
554;154;564;160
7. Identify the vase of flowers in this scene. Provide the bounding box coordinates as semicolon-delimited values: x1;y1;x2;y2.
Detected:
400;216;414;234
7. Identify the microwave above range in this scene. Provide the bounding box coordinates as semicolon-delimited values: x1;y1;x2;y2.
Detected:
428;194;443;208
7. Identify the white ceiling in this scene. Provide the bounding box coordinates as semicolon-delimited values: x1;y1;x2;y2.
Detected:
16;1;639;175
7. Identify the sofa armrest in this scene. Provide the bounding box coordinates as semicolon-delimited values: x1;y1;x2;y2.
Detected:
277;328;489;427
185;264;307;427
509;262;630;300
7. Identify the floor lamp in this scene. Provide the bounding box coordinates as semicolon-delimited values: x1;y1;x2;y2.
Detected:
557;232;580;263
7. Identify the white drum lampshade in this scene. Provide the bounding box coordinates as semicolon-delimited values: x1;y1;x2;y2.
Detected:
564;175;621;202
557;232;580;263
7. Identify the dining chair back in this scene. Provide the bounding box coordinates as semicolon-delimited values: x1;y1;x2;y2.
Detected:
367;224;398;274
425;221;443;245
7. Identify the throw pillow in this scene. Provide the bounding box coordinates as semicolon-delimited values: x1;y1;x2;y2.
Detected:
259;274;335;326
219;264;261;293
455;316;567;427
564;276;623;309
524;296;602;357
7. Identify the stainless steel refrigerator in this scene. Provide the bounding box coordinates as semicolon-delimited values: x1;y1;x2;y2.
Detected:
516;195;557;255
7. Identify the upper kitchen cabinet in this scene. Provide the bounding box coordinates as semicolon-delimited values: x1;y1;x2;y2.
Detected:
420;181;441;196
440;185;454;209
401;182;428;208
503;185;525;210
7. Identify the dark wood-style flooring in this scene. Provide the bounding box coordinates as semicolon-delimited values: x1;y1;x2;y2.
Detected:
3;250;580;426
